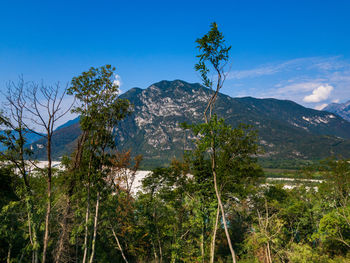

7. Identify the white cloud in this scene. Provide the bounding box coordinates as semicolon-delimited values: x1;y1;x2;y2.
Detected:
315;103;328;110
113;74;122;88
113;74;123;94
303;85;333;103
332;99;340;103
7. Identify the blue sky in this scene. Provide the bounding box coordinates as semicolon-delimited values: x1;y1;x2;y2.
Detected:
1;0;350;120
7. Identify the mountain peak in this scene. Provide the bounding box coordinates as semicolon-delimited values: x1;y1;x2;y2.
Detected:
152;79;198;87
148;79;203;92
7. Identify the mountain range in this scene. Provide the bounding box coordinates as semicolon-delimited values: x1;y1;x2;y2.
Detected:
31;80;350;168
0;130;43;152
324;100;350;122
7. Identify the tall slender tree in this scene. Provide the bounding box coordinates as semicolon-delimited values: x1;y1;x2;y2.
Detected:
0;78;73;262
0;79;40;263
195;22;237;262
24;82;73;263
67;65;131;263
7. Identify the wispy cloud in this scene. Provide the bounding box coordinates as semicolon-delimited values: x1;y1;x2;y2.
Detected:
225;56;350;109
228;65;282;79
227;57;341;80
276;82;322;94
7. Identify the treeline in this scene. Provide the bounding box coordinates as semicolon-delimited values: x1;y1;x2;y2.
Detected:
258;159;315;170
1;133;350;262
1;23;350;263
1;154;350;262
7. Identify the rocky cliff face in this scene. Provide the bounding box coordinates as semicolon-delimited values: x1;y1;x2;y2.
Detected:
115;80;209;165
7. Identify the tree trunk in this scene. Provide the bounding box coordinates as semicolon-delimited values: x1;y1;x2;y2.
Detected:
158;237;163;263
34;248;38;263
42;136;52;263
82;194;90;263
200;207;205;263
267;242;272;263
42;176;51;263
83;154;93;263
55;195;71;263
89;192;100;263
211;148;236;263
20;133;39;263
56;132;88;263
210;203;220;263
25;195;39;263
7;243;11;263
200;229;204;263
151;240;159;263
111;227;129;263
155;222;163;263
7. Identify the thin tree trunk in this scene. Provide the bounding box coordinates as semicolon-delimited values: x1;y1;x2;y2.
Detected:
204;68;236;262
200;204;205;263
42;176;51;263
211;153;236;263
200;227;204;263
83;154;93;263
7;243;11;263
151;240;159;263
19;247;25;263
111;226;129;263
42;137;52;263
31;210;39;263
25;196;39;263
19;132;39;263
55;195;71;263
56;132;87;263
28;211;33;245
34;249;38;263
158;237;163;263
82;196;90;263
155;221;163;263
267;242;272;263
210;203;220;263
89;192;100;263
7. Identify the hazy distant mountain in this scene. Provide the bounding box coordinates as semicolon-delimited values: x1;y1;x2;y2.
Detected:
31;80;350;166
0;130;43;151
324;100;350;122
55;117;80;131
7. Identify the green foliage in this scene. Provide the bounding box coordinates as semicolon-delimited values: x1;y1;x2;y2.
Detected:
188;115;263;197
195;22;231;89
317;158;350;207
287;243;331;263
317;208;350;253
1;126;350;262
69;64;131;150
